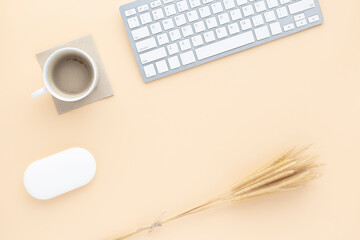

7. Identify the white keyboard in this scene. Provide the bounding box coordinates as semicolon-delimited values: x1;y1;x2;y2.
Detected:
119;0;323;82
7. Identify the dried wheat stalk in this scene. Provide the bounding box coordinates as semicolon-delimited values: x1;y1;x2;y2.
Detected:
111;146;322;240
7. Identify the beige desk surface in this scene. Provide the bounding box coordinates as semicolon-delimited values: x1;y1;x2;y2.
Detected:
1;0;360;239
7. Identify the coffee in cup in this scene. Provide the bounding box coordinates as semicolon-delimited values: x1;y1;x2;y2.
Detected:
32;47;98;102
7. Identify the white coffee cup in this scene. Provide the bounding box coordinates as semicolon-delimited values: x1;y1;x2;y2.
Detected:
32;47;98;102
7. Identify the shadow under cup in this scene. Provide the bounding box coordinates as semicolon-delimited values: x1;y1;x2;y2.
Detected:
46;50;96;101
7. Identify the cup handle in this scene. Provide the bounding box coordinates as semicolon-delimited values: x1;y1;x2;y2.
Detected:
32;87;48;98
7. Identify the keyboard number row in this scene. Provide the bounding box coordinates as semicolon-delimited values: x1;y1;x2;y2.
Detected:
125;0;284;17
126;0;316;22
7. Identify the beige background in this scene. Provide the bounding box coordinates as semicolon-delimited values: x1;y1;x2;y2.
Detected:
1;0;359;240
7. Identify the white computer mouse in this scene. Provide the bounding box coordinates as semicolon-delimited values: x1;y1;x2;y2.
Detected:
24;147;96;200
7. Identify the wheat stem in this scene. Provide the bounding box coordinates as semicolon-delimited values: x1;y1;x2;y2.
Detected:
110;146;322;240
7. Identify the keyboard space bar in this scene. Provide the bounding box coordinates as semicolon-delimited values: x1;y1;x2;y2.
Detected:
195;31;255;61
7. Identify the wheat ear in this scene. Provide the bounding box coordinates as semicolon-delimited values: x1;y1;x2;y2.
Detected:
111;146;322;240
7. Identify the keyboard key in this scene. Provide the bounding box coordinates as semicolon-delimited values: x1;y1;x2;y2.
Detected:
283;23;295;31
143;64;156;77
191;35;204;46
168;56;181;69
125;8;136;16
164;0;175;3
215;27;228;39
128;16;140;29
177;0;189;12
289;0;315;14
254;26;270;40
169;29;181;41
139;47;167;64
203;0;214;4
218;12;230;25
180;51;196;65
135;37;157;52
137;4;149;12
167;43;180;55
296;19;307;27
236;0;247;5
179;39;191;51
230;9;242;20
196;31;255;60
223;0;235;10
240;18;252;30
266;0;278;8
252;14;264;27
203;30;216;42
140;12;152;24
181;25;194;37
150;22;162;34
131;26;150;40
152;8;165;20
269;22;282;35
199;6;211;18
187;10;199;22
228;22;240;34
205;17;218;29
162;18;175;30
264;10;276;22
294;13;305;21
189;0;202;8
156;60;169;73
280;0;290;4
150;0;161;8
254;1;266;12
157;33;169;45
211;2;223;14
194;20;206;33
179;39;192;50
308;14;320;23
175;14;187;26
276;6;288;18
164;4;177;16
242;5;255;17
